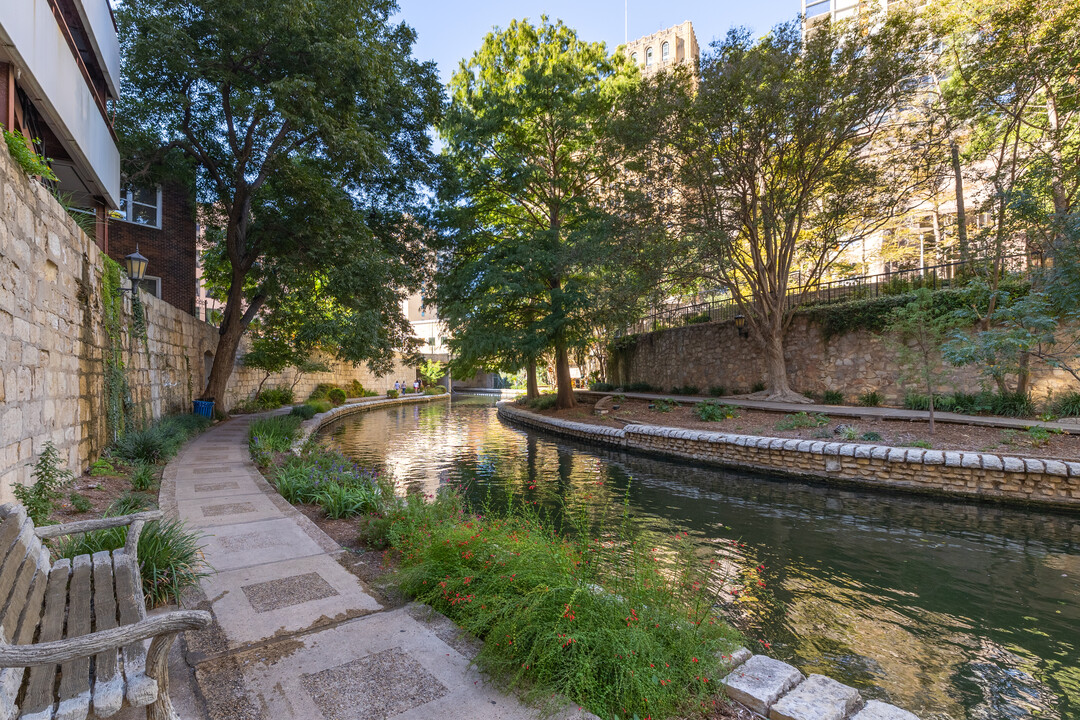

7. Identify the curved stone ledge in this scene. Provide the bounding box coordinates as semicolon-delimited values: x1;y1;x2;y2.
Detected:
497;402;1080;509
293;393;450;451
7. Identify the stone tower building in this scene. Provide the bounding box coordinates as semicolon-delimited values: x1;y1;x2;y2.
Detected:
624;21;699;77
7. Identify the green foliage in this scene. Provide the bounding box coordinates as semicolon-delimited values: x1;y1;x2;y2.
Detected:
625;382;655;392
327;388;347;406
908;439;933;449
750;381;766;393
271;448;386;519
423;386;447;395
290;404;318;420
684;311;711;325
857;391;882;407
386;389;400;399
107;492;156;517
130;463;157;492
248;416;302;464
1025;425;1062;448
775;412;830;430
101;256;129;442
90;458;117;476
110;414;211;465
55;513;207;608
589;382;615;392
670;385;701;396
1049;391;1080;418
693;401;739;422
14;442;74;525
822;390;844;405
804;288;971;341
255;387;294;410
419;360;446;386
307;399;332;414
344;379;367;397
708;385;727;397
390;493;742;719
838;426;861;442
2;125;57;181
651;398;677;413
903;393;941;412
69;493;93;514
308;384;341;401
885;288;960;431
527;394;558;411
861;431;882;442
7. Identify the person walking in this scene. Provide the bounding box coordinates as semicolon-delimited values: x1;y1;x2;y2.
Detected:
394;380;400;392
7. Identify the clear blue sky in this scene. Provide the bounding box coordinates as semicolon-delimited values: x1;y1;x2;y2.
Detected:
392;0;801;85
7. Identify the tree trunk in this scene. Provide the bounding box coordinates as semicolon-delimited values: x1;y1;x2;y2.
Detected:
526;361;539;400
554;339;576;410
255;370;270;400
1016;352;1030;396
951;142;969;265
927;390;936;435
761;326;806;402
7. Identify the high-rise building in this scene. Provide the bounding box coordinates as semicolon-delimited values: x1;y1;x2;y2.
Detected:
0;0;121;250
624;21;699;77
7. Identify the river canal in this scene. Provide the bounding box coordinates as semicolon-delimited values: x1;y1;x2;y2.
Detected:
317;395;1080;720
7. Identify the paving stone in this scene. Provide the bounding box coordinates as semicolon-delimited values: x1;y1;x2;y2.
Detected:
194;481;240;493
241;571;340;613
769;674;861;720
302;647;449;720
851;700;920;720
202;502;256;517
721;655;803;716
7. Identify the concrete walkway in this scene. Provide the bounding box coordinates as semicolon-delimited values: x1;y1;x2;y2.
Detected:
160;410;593;720
577;390;1080;434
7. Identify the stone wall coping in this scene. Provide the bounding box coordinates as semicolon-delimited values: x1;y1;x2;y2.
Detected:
495;402;1080;508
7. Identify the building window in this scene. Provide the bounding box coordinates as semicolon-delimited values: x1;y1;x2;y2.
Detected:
137;275;162;298
118;186;162;227
661;42;670;62
631;52;639;64
645;47;654;66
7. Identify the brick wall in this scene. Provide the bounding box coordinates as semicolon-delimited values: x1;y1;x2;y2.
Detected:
108;181;197;314
0;148;413;501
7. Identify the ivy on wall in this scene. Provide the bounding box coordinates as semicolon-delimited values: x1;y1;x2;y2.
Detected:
101;255;130;441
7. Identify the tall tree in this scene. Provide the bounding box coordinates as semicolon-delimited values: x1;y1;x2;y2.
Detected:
117;0;443;408
436;18;677;409
677;15;927;401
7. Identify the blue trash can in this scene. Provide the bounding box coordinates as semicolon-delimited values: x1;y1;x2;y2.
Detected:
193;400;215;418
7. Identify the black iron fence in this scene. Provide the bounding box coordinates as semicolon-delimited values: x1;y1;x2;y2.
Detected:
623;255;1030;336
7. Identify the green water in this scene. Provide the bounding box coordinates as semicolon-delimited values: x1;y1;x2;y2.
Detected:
318;395;1080;720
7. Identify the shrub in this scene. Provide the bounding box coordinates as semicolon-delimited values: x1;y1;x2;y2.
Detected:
528;394;558;410
857;391;882;407
307;399;332;414
271;449;386;519
328;387;347;406
391;494;743;720
345;379;366;397
838;426;860;441
861;431;882;441
55;515;208;608
308;383;340;401
110;415;211;465
589;382;615;392
775;412;830;430
14;441;73;525
908;439;933;449
672;385;700;396
130;463;157;492
290;404;318;420
991;391;1035;418
89;458;117;476
903;392;941;412
1048;391;1080;418
751;381;766;393
708;385;726;397
69;493;92;513
386;389;400;399
248;415;302;465
694;400;739;422
1026;425;1062;448
107;492;155;516
315;482;382;519
254;386;294;410
822;390;844;405
423;386;447;395
651;398;677;412
625;382;654;392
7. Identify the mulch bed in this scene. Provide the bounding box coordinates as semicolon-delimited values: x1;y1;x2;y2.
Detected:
531;398;1080;461
48;466;162;524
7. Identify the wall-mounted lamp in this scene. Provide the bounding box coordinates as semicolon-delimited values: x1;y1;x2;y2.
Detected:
734;314;749;340
122;246;149;293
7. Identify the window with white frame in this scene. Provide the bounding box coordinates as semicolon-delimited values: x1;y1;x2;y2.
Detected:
661;42;670;62
645;47;654;65
118;186;162;227
137;276;162;298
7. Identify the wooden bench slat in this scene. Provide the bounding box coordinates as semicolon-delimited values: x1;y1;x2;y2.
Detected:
21;559;71;718
55;555;91;720
0;525;43;642
114;552;157;707
1;548;49;720
90;551;123;718
0;506;27;561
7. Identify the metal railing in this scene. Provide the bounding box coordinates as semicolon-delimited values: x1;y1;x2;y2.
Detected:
623;255;1030;336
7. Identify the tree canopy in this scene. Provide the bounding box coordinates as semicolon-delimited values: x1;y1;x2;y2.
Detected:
117;0;443;407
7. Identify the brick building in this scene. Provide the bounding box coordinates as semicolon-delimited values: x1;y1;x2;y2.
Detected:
108;181;198;314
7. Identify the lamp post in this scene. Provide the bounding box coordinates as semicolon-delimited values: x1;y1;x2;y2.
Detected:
122;247;149;292
734;314;749;340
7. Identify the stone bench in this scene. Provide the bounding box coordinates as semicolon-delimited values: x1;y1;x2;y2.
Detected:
0;503;211;720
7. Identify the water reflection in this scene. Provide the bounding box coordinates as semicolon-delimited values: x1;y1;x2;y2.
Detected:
319;396;1080;720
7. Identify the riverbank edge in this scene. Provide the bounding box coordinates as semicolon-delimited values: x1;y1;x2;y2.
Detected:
496;402;1080;510
292;392;451;450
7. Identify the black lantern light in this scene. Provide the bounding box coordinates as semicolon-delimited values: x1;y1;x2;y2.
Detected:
122;246;149;290
734;313;749;340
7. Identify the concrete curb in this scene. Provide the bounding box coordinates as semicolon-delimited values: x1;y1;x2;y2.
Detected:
496;402;1080;510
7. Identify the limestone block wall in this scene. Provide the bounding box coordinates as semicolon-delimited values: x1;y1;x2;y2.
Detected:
497;404;1080;509
608;315;1076;403
0;149;413;501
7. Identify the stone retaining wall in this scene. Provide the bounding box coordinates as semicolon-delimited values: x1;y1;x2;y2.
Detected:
496;404;1080;509
609;313;1077;405
0;148;412;501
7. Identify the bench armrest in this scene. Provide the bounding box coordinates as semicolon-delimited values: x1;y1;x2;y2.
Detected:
0;609;210;668
35;511;164;540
